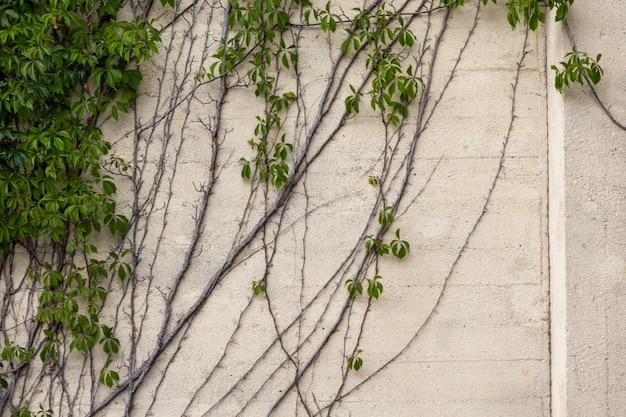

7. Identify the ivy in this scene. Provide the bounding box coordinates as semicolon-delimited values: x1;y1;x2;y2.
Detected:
348;204;404;304
552;47;603;93
10;404;53;417
0;0;160;252
441;0;603;89
208;0;300;189
443;0;572;29
442;0;573;29
345;278;364;298
367;275;384;300
347;349;363;371
0;0;604;413
0;0;169;408
99;359;120;388
342;4;423;126
390;229;410;259
378;206;394;228
364;206;410;259
252;279;266;295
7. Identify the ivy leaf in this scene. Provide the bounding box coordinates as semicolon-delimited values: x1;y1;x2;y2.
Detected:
277;11;289;28
555;4;568;21
99;367;120;388
102;180;116;196
240;158;251;179
528;14;538;31
378;206;394;227
367;276;383;300
347;349;363;371
390;229;410;259
345;278;363;297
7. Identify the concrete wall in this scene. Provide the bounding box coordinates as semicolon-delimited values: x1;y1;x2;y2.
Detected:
107;1;554;414
549;2;626;416
2;1;625;416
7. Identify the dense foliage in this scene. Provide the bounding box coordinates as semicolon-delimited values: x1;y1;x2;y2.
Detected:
0;0;166;414
0;0;161;252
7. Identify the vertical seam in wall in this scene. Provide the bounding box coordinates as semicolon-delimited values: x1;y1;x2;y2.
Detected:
546;12;567;417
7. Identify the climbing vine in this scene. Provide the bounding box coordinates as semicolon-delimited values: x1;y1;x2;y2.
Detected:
0;0;168;415
0;0;615;416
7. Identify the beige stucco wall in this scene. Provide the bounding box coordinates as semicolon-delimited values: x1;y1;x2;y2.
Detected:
3;1;626;416
103;1;553;415
549;2;626;416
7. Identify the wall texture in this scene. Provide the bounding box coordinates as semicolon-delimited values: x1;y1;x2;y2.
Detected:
1;1;624;416
549;3;626;417
109;1;554;414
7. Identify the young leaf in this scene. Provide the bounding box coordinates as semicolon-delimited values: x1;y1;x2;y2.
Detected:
240;158;251;179
378;206;394;227
367;275;383;300
252;280;266;295
390;229;410;259
345;278;363;297
347;349;363;371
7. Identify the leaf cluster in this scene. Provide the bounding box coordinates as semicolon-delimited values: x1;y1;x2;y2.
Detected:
10;404;53;417
206;1;300;189
0;0;168;398
32;254;127;366
347;349;363;371
364;206;410;259
240;95;295;189
0;339;35;394
552;47;603;93
0;0;160;253
206;0;299;81
442;0;573;30
441;0;603;90
304;1;338;33
252;279;266;295
341;5;423;125
99;358;120;388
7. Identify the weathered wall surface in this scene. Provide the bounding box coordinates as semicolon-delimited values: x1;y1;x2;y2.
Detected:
4;1;625;416
100;1;553;415
549;2;626;417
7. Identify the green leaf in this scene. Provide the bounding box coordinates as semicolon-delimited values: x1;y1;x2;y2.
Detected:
100;329;120;354
252;280;266;295
555;4;568;21
329;17;337;32
390;229;410;259
367;275;383;300
341;38;351;55
529;14;538;31
551;47;604;93
347;349;363;371
277;11;289;28
102;180;116;196
99;367;120;388
345;278;363;297
378;206;394;227
111;105;119;121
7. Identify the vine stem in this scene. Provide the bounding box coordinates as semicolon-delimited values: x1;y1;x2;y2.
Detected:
562;22;626;131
